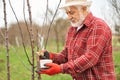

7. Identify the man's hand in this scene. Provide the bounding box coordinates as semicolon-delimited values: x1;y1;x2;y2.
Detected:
36;50;50;59
37;63;61;75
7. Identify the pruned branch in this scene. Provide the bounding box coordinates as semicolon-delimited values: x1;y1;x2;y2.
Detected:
8;0;32;65
44;0;61;49
26;0;35;80
3;0;10;80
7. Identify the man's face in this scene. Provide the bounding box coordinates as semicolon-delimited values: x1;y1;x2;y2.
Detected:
65;6;85;27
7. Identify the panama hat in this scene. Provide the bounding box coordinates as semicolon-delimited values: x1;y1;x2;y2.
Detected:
60;0;92;9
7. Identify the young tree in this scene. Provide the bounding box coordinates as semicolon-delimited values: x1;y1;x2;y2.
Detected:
107;0;120;34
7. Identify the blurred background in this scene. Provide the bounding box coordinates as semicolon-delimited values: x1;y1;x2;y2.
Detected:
0;0;120;80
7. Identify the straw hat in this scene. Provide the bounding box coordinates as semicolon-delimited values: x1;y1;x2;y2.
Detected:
60;0;92;9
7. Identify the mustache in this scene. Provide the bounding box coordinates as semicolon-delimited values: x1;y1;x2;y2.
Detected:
68;18;76;22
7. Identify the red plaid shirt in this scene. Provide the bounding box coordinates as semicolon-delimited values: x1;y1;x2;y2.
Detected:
51;12;116;80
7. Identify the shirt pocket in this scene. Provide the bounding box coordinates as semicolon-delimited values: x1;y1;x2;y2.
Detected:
73;38;87;56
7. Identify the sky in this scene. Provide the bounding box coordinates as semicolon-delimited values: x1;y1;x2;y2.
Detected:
0;0;110;28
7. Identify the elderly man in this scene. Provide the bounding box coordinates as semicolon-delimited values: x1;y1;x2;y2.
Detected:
37;0;116;80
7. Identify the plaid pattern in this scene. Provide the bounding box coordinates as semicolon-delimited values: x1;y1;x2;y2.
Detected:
51;13;116;80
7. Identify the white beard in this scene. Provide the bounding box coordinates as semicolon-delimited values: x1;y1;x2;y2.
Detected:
71;14;85;27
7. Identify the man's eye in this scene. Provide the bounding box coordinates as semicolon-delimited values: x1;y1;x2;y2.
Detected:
69;11;74;14
66;11;74;15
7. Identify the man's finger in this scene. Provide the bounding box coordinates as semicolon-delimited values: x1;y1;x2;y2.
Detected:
36;51;44;56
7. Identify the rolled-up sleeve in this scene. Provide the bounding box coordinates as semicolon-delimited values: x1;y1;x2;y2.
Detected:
51;47;68;64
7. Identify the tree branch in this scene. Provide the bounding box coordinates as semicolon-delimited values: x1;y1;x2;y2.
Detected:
3;0;10;80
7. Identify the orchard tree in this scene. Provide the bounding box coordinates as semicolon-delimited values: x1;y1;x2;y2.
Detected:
107;0;120;34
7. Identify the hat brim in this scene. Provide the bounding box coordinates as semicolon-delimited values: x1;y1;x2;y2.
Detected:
59;1;92;9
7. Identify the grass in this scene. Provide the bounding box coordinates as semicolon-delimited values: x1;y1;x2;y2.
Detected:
0;45;72;80
113;50;120;80
0;39;120;80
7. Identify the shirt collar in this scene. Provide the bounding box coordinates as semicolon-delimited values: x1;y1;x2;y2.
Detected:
83;12;94;28
77;24;83;31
